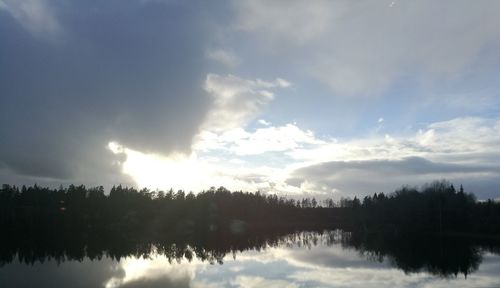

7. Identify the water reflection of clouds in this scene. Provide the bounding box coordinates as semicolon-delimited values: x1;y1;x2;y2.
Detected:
105;257;195;288
0;258;123;288
1;243;500;287
190;245;500;288
231;275;299;288
281;244;392;270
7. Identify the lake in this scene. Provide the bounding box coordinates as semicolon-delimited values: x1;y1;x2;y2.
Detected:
1;229;500;287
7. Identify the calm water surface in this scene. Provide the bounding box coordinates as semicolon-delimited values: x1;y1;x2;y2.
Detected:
1;230;500;287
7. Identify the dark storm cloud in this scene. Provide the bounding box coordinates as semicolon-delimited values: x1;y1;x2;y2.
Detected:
288;157;500;199
0;0;212;183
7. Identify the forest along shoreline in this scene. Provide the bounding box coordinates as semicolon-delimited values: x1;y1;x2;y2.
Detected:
1;180;499;239
1;181;500;278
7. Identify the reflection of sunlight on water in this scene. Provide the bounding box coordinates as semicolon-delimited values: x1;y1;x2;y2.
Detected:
104;258;149;288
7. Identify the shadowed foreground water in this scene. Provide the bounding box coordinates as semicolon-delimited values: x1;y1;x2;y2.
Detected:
0;229;500;288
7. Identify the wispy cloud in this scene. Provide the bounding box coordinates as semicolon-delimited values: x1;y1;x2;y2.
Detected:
0;0;61;38
206;48;241;68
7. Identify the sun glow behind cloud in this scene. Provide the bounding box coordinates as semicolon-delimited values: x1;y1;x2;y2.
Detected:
106;74;500;199
108;115;500;199
108;142;209;191
106;74;300;194
107;140;302;194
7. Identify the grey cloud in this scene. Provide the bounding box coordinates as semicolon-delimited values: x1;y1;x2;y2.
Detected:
293;157;499;177
233;0;500;95
0;0;212;184
288;157;500;199
232;173;268;183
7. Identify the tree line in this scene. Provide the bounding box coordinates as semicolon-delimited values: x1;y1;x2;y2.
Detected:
347;181;500;235
0;184;338;239
0;180;499;237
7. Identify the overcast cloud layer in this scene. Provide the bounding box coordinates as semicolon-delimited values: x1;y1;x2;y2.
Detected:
0;0;210;186
1;0;500;199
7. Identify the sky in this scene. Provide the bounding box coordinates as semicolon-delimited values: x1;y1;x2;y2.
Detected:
1;0;500;199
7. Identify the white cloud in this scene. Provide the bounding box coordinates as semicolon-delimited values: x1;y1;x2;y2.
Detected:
423;117;500;159
286;117;500;198
195;123;324;156
258;119;271;126
206;48;241;68
233;0;500;95
111;114;500;199
108;140;302;194
107;73;301;193
106;64;500;198
289;117;500;166
202;74;290;131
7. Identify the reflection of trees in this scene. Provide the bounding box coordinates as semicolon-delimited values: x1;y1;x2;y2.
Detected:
337;231;494;278
1;229;497;279
0;225;320;266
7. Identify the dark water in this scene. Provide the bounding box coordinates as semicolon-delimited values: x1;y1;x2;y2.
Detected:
1;230;500;288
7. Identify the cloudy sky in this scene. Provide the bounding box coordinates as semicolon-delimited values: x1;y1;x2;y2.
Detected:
1;0;500;199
